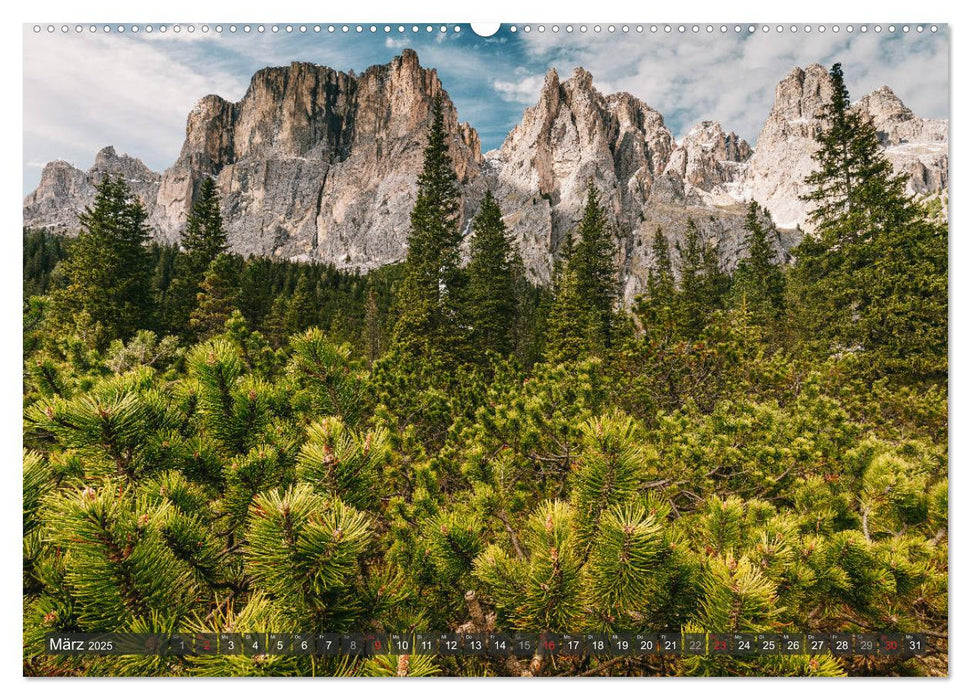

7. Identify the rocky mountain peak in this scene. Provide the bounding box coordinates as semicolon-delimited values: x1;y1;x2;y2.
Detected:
155;51;482;264
771;63;831;122
24;57;947;304
569;66;595;90
487;64;677;283
662;121;752;201
860;85;909;116
855;85;948;194
744;63;947;228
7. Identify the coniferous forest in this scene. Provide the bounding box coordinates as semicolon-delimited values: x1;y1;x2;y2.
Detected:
22;65;948;677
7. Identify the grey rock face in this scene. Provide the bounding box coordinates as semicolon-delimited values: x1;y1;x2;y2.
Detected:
741;64;949;230
150;50;483;270
484;68;767;304
24;55;948;306
856;86;949;195
23;146;161;233
485;67;676;284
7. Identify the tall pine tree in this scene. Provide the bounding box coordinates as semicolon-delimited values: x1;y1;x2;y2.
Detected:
391;95;466;362
188;253;241;341
167;176;228;337
802;63;917;242
466;190;519;359
545;234;596;364
570;182;618;346
791;63;946;381
50;175;153;348
673;219;709;340
635;227;677;340
731;202;785;324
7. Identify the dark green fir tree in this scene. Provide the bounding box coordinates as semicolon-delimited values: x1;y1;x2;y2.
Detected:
167;176;229;337
570;182;618;346
466;190;520;359
791;63;946;381
188;253;240;340
635;227;677;340
391;95;466;363
673;219;708;340
50;175;153;349
731;202;785;324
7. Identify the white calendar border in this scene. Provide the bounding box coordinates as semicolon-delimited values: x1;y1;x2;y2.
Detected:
2;0;963;698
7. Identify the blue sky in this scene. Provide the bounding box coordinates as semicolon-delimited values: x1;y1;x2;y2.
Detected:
23;23;949;194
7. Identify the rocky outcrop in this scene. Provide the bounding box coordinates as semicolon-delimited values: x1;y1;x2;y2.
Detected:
23;146;161;232
24;55;948;302
484;67;676;283
150;50;483;268
856;85;949;194
741;64;949;230
484;68;764;302
659;120;751;205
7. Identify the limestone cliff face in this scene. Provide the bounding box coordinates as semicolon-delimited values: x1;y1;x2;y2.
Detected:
856;85;949;194
485;68;763;302
149;49;482;268
24;55;948;303
23;146;161;233
659;120;752;204
742;64;949;229
485;67;676;283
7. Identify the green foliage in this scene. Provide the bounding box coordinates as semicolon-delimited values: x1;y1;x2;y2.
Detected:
49;176;153;348
43;482;204;630
243;484;372;626
165;176;229;336
570;413;651;552
296;418;390;509
392;95;467;363
286;329;370;426
731;202;786;323
546;185;619;361
673;219;726;339
106;331;183;375
21;61;947;678
189;254;241;341
570;183;618;343
790;63;946;383
466;190;521;358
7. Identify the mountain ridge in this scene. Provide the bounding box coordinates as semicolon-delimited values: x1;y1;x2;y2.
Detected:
23;52;948;302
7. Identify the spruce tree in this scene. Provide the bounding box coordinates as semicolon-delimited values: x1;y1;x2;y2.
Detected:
731;202;785;324
802;64;917;242
570;182;618;345
792;63;946;381
50;175;153;348
701;231;729;307
635;227;677;341
392;95;466;362
545;232;593;363
282;276;318;336
167;177;228;336
189;254;241;340
673;219;708;340
466;190;519;359
363;284;382;366
181;177;228;270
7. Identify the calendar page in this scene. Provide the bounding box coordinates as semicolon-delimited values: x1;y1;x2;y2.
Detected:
22;21;948;678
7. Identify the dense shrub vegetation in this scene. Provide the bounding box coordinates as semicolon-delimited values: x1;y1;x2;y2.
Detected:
22;65;947;677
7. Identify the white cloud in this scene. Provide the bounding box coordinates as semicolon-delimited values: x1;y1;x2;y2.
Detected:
23;28;248;188
493;70;547;103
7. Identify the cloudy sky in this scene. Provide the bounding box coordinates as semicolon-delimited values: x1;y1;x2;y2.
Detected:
23;23;949;194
